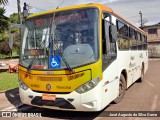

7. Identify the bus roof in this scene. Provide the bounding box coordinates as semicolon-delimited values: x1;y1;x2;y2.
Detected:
28;3;146;35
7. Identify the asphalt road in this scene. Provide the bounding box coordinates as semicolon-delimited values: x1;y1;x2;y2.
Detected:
0;60;160;120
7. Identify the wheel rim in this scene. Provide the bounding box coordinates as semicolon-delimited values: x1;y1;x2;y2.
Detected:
141;67;144;81
119;80;124;97
141;71;144;79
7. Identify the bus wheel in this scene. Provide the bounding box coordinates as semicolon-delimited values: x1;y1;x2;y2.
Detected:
113;74;126;104
140;65;144;82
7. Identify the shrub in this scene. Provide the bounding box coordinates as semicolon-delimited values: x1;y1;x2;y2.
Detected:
0;40;11;55
0;32;9;42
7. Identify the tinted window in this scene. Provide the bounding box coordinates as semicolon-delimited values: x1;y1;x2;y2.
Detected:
137;33;143;50
117;20;129;50
102;14;117;71
129;27;137;50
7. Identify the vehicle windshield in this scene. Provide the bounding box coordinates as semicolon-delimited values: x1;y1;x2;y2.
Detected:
20;8;99;70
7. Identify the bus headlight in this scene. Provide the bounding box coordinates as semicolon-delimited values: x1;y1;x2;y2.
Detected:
19;79;28;91
75;77;100;94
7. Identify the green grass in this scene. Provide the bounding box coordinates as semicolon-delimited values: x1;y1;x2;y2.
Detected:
12;50;19;57
0;72;18;92
0;54;7;58
0;49;19;58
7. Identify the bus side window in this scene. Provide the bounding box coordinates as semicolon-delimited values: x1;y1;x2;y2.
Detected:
129;27;137;50
137;32;143;50
102;14;117;70
117;20;129;50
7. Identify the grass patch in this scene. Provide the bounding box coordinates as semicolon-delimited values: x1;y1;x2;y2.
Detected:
12;50;19;57
0;72;18;92
0;53;9;58
0;49;19;58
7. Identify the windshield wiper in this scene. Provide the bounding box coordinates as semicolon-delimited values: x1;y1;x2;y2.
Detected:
27;27;50;72
27;57;35;72
27;48;45;72
49;13;74;74
53;39;74;74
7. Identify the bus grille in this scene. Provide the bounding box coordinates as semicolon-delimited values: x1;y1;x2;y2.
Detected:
33;90;71;94
31;96;75;109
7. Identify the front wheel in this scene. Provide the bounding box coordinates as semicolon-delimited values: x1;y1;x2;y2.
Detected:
113;74;126;104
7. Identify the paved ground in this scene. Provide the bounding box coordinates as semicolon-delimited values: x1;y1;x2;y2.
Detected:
0;58;19;71
0;59;160;120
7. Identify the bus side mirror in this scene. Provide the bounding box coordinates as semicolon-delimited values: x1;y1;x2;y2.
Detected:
8;24;22;49
110;25;117;43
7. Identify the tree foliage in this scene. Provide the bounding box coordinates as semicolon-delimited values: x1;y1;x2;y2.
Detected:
0;7;9;42
10;13;19;24
0;0;8;5
0;40;11;55
0;5;31;57
0;7;9;33
9;13;20;33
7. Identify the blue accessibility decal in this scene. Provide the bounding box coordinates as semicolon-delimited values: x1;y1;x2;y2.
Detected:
50;56;61;69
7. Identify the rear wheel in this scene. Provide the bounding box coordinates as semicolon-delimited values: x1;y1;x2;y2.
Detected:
139;65;144;82
113;74;126;104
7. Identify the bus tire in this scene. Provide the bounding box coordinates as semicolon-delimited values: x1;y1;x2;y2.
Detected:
139;65;144;82
113;74;126;104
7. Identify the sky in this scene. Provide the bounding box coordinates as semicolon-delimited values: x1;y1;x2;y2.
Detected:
1;0;160;26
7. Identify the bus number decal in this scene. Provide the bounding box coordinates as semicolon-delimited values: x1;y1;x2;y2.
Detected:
56;86;71;89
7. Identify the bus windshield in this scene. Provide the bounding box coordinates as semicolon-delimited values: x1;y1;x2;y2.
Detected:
20;8;99;70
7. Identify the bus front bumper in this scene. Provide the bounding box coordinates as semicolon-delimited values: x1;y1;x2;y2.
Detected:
19;84;102;111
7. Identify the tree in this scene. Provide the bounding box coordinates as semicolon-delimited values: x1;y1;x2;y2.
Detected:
0;7;10;56
10;13;20;24
0;0;8;5
0;7;9;42
9;13;20;33
10;12;29;24
0;7;9;33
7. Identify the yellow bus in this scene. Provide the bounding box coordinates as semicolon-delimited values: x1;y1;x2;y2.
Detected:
19;3;148;111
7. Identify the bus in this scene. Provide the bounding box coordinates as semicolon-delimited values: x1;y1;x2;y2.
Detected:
18;3;148;111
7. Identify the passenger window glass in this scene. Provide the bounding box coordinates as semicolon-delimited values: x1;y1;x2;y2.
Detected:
137;33;143;50
129;27;137;50
102;14;117;70
117;20;129;50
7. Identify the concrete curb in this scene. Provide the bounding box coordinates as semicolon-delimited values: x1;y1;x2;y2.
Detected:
0;91;6;94
149;58;160;61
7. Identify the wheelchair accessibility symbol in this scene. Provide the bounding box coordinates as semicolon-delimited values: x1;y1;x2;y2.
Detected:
50;56;61;68
51;58;59;67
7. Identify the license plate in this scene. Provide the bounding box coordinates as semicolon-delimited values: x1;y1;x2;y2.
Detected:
42;94;56;101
